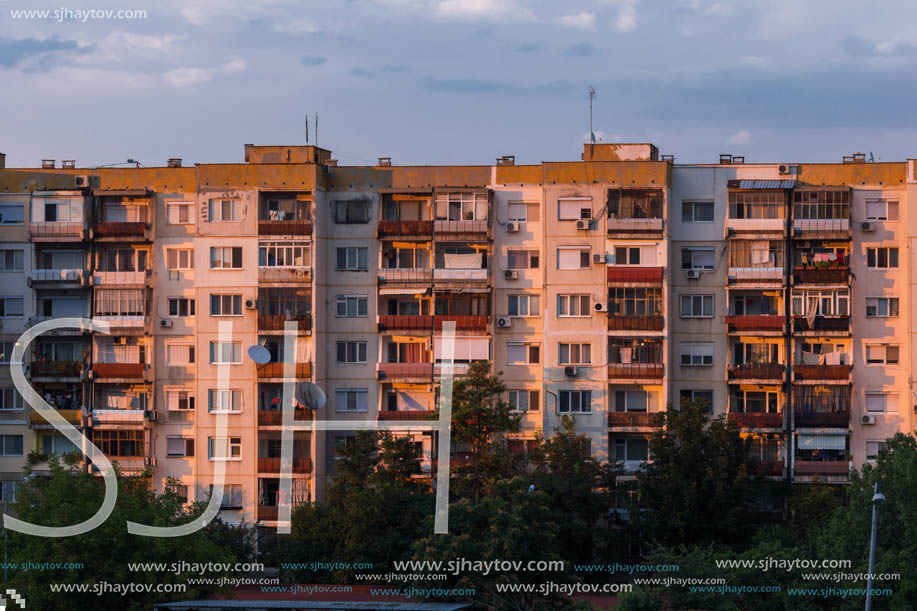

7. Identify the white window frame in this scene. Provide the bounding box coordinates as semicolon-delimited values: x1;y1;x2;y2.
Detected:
557;197;593;221
336;341;368;364
611;246;642;266
0;203;25;225
614;437;650;463
209;341;242;364
866;247;898;269
208;199;240;222
556;247;590;270
208;436;242;460
334;388;369;413
680;342;714;366
506;342;540;365
558;342;591;365
557;294;591;317
168;297;195;318
865;344;899;365
0;388;24;411
208;389;242;413
681;247;715;270
865;297;899;318
0;297;24;318
681;200;714;223
865;392;898;413
165;342;195;366
166;201;194;225
680;295;714;318
508;389;539;412
335;296;368;318
210;294;242;317
864;199;898;222
209;246;242;270
866;440;887;460
507;294;539;317
166;248;194;271
336;247;368;271
165;388;195;411
258;241;311;269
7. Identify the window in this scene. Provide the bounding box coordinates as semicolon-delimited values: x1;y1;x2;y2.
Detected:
865;199;898;221
680;342;714;366
166;248;193;270
866;441;888;461
210;247;242;269
558;390;592;413
436;192;487;221
556;248;590;270
506;342;539;365
508;389;539;412
210;294;242;316
507;250;539;269
612;246;641;265
507;294;539;317
0;250;24;272
92;430;143;457
0;298;24;318
336;341;368;364
165;389;195;411
865;297;899;318
615;438;649;462
614;390;648;412
259;241;310;268
608;338;663;364
209;341;241;364
168;483;189;504
208;199;240;222
558;198;592;221
335;296;368;318
680;389;713;410
166;437;195;458
335;389;369;412
0;342;17;364
866;344;899;365
507;201;539;223
866;247;898;269
792;289;849;317
865;392;898;413
208;437;242;460
334;199;370;224
336;247;368;271
165;343;195;366
43;434;78;457
0;389;24;411
682;200;714;223
208;389;241;412
1;481;17;503
0;436;23;457
168;297;195;317
728;190;783;219
167;201;193;224
0;203;24;225
609;287;662;316
557;294;590;317
681;247;715;270
209;483;243;508
680;295;714;318
559;342;591;365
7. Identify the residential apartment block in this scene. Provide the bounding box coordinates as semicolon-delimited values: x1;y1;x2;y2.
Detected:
0;143;913;539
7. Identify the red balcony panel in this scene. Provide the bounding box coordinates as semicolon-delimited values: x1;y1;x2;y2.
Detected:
257;410;311;426
607;267;663;283
258;220;312;235
725;315;785;332
607;315;664;331
377;362;433;379
794;365;850;380
794;460;850;476
92;363;144;378
377;220;433;236
729;363;785;380
727;412;783;428
434;315;489;331
31;361;83;377
794;411;849;427
257;456;312;474
257;506;278;521
258;314;312;332
793;266;849;284
378;315;433;331
94;222;148;237
608;412;663;427
255;362;312;379
607;363;663;379
378;410;436;421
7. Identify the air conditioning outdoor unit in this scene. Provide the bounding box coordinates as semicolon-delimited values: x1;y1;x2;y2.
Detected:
594;302;608;312
496;317;512;328
575;219;590;230
506;222;520;233
159;319;173;328
245;299;257;309
592;253;606;264
685;269;701;279
862;414;876;425
504;270;519;280
778;164;797;175
861;222;875;232
564;366;577;378
74;175;92;188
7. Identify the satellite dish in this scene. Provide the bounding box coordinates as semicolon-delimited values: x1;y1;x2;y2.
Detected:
295;382;326;411
247;345;271;365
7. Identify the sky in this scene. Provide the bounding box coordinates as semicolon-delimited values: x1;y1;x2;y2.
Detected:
1;0;917;168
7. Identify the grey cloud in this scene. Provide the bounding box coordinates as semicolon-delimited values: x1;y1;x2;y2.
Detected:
350;67;376;77
301;55;328;66
418;76;574;94
513;42;545;53
0;36;88;69
841;35;917;57
562;43;599;57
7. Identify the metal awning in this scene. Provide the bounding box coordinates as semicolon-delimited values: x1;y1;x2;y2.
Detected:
378;287;429;295
730;179;795;190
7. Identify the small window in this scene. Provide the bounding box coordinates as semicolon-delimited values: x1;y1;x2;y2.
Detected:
334;199;370;224
611;246;641;266
558;198;592;221
166;248;194;271
682;200;714;223
0;389;24;411
556;248;590;270
558;390;592;414
168;297;195;317
681;248;715;270
336;247;368;271
209;341;242;364
680;342;714;366
680;389;713;411
165;389;195;411
210;294;242;316
210;247;242;269
558;342;591;365
507;250;539;270
166;437;195;458
508;389;539;412
335;389;369;412
864;200;898;221
167;201;194;225
866;247;898;269
0;250;24;272
557;294;590;317
208;437;242;460
0;435;23;456
336;341;368;364
507;295;539;317
165;343;195;366
208;389;242;412
208;199;240;222
336;296;368;318
507;201;539;223
865;344;899;365
614;438;649;462
680;295;714;318
0;298;24;318
506;342;539;365
865;297;899;318
865;392;898;413
866;441;888;460
209;483;243;508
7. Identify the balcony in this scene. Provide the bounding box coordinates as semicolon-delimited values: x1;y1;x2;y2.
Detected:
377;315;433;332
31;360;83;378
257;410;311;426
90;409;145;426
793;266;849;285
726;218;785;234
378;268;433;284
434;220;488;235
793;218;849;237
607;363;663;381
794;460;850;476
751;460;785;476
793;317;850;335
794;411;849;428
378;220;433;238
93;222;149;239
258;220;313;236
93;315;146;330
92;271;147;286
607;412;663;428
728;363;785;381
28;316;92;335
29;269;84;286
30;409;81;427
433;268;488;282
258;267;311;283
607;267;663;284
728;267;784;283
607;217;663;235
92;363;145;380
725;315;785;334
607;315;664;332
377;362;433;381
435;315;489;331
378;410;436;421
257;457;312;474
255;362;312;379
29;222;85;242
257;314;312;332
793;365;850;382
727;412;784;428
257;506;279;522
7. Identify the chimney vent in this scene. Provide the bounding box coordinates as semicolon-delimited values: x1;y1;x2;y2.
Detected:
378;157;392;167
496;155;515;166
41;159;55;169
718;154;733;164
61;160;76;169
167;158;182;168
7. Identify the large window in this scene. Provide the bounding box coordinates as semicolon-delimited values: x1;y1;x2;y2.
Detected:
0;249;24;272
865;199;898;221
208;389;242;412
508;389;539;412
209;341;242;364
208;437;242;460
614;390;648;412
610;287;662;316
507;250;539;270
556;247;590;270
165;389;195;411
729;389;778;413
167;437;195;457
0;203;24;225
680;342;714;366
728;190;783;219
210;294;242;317
94;290;143;316
558;342;591;365
558;390;592;414
507;294;539;317
791;290;849;317
865;392;898;413
336;296;368;318
681;200;714;223
607;190;662;219
334;199;371;224
336;247;368;271
0;298;24;318
335;389;369;413
166;248;193;270
608;339;662;364
166;201;193;224
866;247;898;269
336;342;368;364
165;342;195;366
681;247;714;270
866;344;899;365
680;294;714;318
557;294;590;317
210;246;242;269
168;297;195;317
680;389;713;411
557;198;592;221
0;435;23;457
506;343;539;365
614;437;649;462
507;201;539;223
793;190;849;219
259;241;310;268
208;199;240;222
92;430;143;457
865;297;899;318
436;192;487;221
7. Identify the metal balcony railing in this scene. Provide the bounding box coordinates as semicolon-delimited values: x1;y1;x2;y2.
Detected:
607;315;664;331
257;457;312;474
257;410;311;426
726;412;783;428
258;220;313;236
607;363;663;379
729;363;785;380
607;267;664;283
607;412;663;427
378;220;433;236
378;410;436;421
793;364;850;380
255;362;312;379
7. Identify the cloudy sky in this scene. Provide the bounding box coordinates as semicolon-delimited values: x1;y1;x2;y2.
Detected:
1;0;916;168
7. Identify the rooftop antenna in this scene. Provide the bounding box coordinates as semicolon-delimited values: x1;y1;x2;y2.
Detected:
869;151;875;163
315;112;319;148
305;115;309;144
588;86;596;144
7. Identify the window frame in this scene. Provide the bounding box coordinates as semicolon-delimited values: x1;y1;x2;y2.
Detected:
208;199;240;222
865;297;899;318
680;342;714;366
681;200;715;223
679;294;714;318
558;390;592;414
209;246;243;270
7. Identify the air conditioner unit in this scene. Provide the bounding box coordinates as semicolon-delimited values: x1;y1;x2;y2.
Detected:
592;253;606;265
145;409;158;422
861;222;875;232
244;299;257;309
594;302;608;312
778;164;797;175
504;270;519;280
564;366;577;378
496;317;512;328
862;414;876;425
575;219;590;230
74;175;92;188
506;222;520;233
685;269;701;279
159;319;172;328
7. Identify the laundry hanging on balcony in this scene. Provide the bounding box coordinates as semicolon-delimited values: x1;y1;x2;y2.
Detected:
750;241;771;266
443;252;482;269
801;351;822;365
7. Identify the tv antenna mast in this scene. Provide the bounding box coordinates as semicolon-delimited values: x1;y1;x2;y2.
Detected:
587;86;596;143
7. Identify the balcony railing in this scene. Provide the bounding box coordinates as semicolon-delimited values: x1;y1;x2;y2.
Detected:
794;364;850;380
607;363;663;379
608;412;663;427
93;271;147;285
728;268;784;282
257;410;311;426
607;218;663;233
793;317;850;333
93;315;146;329
434;315;489;331
378;410;436;421
433;268;488;282
91;409;145;426
793;218;849;234
31;361;83;377
29;269;84;284
607;267;664;283
255;362;312;379
727;412;784;428
377;315;433;331
257;457;312;474
30;409;81;426
257;506;279;521
794;460;850;476
257;314;312;332
378;268;433;283
434;220;488;234
607;315;664;331
378;220;433;237
92;363;145;379
751;460;785;476
94;222;148;238
793;266;849;284
377;362;433;380
794;411;849;427
729;363;785;380
29;222;85;241
725;315;785;333
258;220;313;236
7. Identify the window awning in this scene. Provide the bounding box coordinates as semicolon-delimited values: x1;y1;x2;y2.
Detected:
729;180;795;190
797;434;847;450
379;287;428;295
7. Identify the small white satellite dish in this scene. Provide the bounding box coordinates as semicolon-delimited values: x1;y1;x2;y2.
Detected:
295;382;326;411
247;345;271;365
